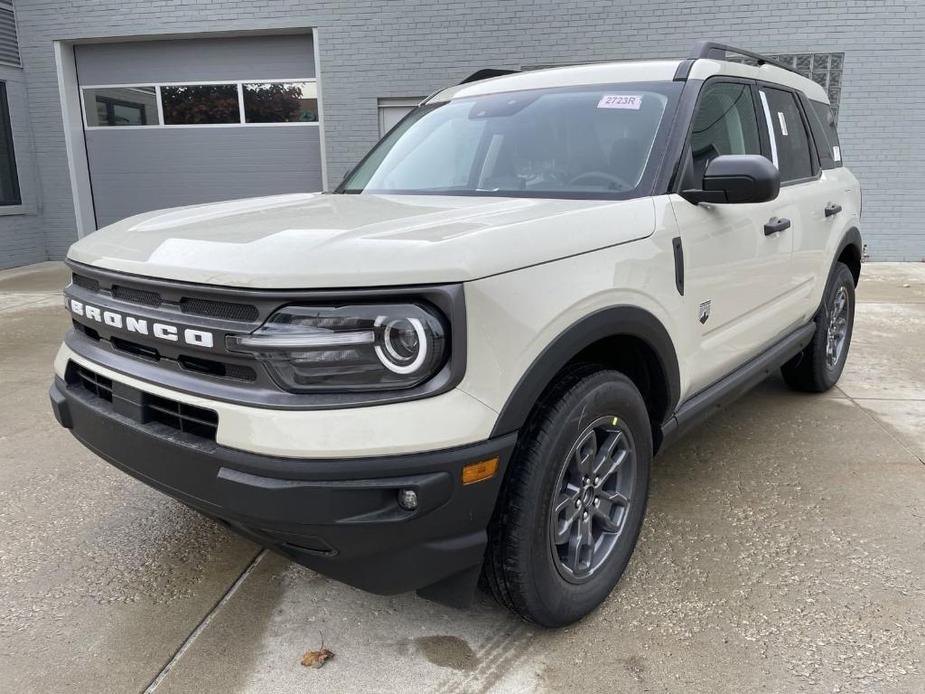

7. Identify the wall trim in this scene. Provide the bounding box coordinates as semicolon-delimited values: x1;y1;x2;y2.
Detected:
54;41;95;237
49;23;316;45
312;26;328;191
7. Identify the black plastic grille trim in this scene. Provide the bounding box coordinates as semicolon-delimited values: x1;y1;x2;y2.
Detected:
146;394;219;439
73;320;100;341
68;361;218;441
112;284;162;307
177;354;257;382
72;274;100;292
111;337;160;361
74;365;113;402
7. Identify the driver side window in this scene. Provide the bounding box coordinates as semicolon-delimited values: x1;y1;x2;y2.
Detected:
686;81;762;186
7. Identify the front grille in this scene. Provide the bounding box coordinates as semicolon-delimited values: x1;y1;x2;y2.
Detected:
68;362;218;441
71;272;260;322
65;264;280;397
180;297;259;322
69;271;263;384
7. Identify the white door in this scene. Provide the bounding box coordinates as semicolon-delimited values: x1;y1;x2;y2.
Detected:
775;93;852;309
671;79;795;394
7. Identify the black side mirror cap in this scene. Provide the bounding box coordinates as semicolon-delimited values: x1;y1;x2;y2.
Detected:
681;154;780;205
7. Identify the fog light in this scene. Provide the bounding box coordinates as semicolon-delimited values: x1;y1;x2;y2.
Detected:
397;488;418;511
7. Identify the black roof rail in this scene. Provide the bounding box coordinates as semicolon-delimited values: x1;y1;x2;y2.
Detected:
688;40;799;75
459;68;519;85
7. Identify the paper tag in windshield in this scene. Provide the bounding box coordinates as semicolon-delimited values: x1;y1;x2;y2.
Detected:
597;94;642;110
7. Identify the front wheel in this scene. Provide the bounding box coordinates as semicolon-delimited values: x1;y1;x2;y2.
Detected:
782;261;856;392
483;367;651;627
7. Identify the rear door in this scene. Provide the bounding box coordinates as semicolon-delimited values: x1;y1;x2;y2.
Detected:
757;85;831;321
796;97;854;298
670;79;795;393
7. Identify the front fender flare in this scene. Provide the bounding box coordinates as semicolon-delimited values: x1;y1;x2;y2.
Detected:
489;306;681;438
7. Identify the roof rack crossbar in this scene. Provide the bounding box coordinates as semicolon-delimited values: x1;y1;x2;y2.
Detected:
688;41;798;75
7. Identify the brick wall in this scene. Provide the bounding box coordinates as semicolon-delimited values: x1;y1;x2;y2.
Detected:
3;0;924;265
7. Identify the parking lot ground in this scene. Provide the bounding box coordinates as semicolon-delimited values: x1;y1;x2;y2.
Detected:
1;262;923;693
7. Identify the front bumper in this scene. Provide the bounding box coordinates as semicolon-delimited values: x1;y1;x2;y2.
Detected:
49;376;516;605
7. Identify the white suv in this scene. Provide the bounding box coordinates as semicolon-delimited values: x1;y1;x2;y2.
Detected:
50;42;861;626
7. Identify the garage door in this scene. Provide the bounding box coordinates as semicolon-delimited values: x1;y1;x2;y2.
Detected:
76;35;322;228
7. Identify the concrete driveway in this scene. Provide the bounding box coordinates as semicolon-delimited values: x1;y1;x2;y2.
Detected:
1;262;923;694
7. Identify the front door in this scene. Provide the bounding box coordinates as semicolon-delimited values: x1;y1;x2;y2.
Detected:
671;79;795;394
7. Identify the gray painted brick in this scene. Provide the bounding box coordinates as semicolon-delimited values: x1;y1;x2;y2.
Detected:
1;0;923;266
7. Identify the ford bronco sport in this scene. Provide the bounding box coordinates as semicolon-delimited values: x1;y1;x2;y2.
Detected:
50;41;861;627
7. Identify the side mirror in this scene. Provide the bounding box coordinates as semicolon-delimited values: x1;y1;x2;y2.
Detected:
681;154;780;205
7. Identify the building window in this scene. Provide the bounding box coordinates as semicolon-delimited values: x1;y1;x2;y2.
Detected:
81;79;319;128
0;2;21;68
243;82;318;123
0;82;20;205
378;98;422;137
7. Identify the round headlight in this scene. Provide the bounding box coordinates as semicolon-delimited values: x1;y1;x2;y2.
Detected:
375;316;428;374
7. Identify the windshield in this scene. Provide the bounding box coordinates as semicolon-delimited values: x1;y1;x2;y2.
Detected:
339;82;680;198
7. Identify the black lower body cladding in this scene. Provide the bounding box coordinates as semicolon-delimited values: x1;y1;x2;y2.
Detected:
49;376;516;606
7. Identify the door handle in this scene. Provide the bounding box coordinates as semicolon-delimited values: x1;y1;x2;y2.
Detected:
824;202;843;218
764;217;791;235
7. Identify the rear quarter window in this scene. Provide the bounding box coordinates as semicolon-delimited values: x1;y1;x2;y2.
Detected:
807;100;843;169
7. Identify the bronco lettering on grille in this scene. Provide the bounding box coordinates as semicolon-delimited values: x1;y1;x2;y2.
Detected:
68;298;215;349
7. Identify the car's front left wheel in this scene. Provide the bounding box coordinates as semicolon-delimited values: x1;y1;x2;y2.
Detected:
483;366;651;627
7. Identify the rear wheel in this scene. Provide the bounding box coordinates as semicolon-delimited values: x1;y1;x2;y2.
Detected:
781;261;855;392
484;367;651;627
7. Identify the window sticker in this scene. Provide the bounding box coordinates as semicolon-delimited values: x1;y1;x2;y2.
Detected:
777;111;789;136
597;94;642;110
832;145;841;162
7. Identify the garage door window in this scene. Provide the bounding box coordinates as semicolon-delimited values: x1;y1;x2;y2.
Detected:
243;82;317;123
161;84;239;125
84;86;159;126
82;80;318;128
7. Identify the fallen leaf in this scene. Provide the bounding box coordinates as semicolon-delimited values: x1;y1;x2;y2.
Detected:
301;647;335;669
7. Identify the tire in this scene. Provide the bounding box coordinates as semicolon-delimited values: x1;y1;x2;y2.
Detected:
781;261;855;393
483;366;652;627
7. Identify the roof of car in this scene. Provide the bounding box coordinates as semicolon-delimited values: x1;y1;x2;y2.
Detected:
429;57;828;105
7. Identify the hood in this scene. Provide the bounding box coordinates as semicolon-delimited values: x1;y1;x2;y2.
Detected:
67;193;656;288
